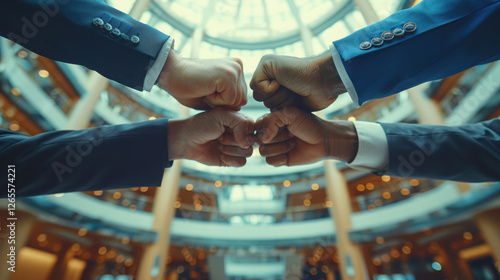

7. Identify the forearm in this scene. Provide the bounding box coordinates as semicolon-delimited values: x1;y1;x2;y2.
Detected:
333;0;500;104
0;119;171;198
1;0;169;90
381;119;500;182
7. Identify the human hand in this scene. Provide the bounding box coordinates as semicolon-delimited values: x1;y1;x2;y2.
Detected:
167;108;255;167
157;50;247;110
250;52;346;111
256;107;358;166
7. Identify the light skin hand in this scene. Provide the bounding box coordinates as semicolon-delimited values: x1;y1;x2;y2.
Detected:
167;108;255;167
256;107;358;166
157;49;248;110
250;51;346;111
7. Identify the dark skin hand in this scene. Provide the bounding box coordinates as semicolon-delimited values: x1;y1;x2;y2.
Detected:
256;107;358;166
250;51;347;112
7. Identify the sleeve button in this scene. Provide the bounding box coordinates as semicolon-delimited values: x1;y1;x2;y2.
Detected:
130;35;140;46
403;22;417;33
381;31;394;41
92;18;104;28
393;28;405;37
359;41;372;50
371;37;384;47
103;23;113;32
110;28;121;38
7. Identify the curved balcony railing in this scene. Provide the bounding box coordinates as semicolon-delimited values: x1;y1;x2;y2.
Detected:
14;182;500;248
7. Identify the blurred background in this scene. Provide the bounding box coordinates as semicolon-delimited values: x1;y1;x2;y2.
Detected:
1;0;500;279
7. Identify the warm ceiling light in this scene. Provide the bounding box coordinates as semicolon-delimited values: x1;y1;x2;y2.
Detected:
113;192;122;199
402;246;411;254
382;192;391;199
116;255;125;263
311;183;319;191
121;237;130;245
283;180;291;187
214;180;222;188
303;199;311;207
38;70;49;78
173;201;181;208
37;234;47;242
10;88;21;96
71;243;81;252
149;116;157;120
124;259;133;267
140;187;149;192
310;267;317;276
325;201;333;208
410;179;420;186
78;228;88;237
375;236;384;244
381;175;391;182
17;50;28;58
366;183;375;190
98;246;107;255
400;188;410;196
372;258;382;266
347;116;356;121
391;249;400;258
356;184;365;192
463;232;473;241
367;204;376;210
381;254;390;263
9;123;20;131
195;204;203;211
94;190;103;196
122;199;130;206
186;184;194;191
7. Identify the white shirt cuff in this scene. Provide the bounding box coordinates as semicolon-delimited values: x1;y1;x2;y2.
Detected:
330;44;360;107
348;121;389;171
143;37;174;92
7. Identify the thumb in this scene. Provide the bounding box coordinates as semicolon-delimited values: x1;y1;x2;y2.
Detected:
250;57;281;102
218;109;255;148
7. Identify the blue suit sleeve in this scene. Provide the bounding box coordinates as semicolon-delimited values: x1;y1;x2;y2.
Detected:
1;0;169;90
334;0;500;104
379;118;500;182
0;119;172;198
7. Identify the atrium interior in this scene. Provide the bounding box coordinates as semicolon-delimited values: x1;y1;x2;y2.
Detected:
1;0;500;279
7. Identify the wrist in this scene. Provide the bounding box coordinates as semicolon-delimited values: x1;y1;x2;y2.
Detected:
157;48;183;90
324;120;358;163
315;51;347;97
167;118;190;160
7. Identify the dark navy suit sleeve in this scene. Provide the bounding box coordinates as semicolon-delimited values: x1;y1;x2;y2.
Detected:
379;118;500;182
0;119;173;198
334;0;500;104
1;0;169;90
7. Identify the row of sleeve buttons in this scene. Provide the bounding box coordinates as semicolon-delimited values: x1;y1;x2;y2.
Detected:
92;17;140;46
359;22;417;50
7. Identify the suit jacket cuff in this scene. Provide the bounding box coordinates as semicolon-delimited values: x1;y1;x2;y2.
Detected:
144;37;174;91
348;121;389;171
330;44;360;107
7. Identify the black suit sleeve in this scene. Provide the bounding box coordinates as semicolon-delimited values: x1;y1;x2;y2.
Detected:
1;0;169;90
379;118;500;182
0;119;172;198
